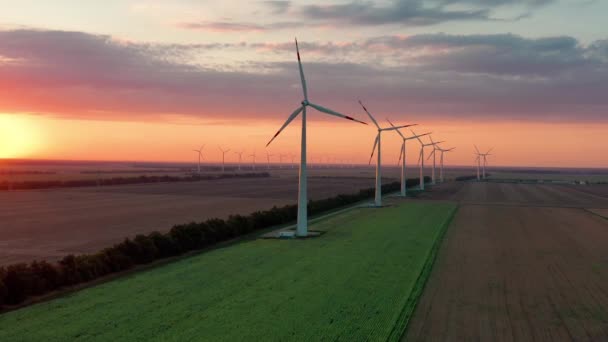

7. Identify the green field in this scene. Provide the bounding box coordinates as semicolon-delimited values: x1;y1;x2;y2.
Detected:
0;201;457;341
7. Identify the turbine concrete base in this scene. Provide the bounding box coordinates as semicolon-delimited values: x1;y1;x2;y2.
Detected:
260;229;325;239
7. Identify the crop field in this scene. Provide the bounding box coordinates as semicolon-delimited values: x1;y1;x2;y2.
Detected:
0;201;456;341
0;175;384;266
404;181;608;341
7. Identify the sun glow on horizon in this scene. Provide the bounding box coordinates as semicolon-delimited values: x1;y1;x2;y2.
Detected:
0;114;43;158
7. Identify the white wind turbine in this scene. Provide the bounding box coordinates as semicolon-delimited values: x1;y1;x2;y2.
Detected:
359;100;415;207
279;154;287;169
266;38;367;237
234;150;244;171
250;150;257;170
437;147;455;183
474;146;482;180
290;153;296;169
265;151;274;170
474;146;492;180
218;146;230;172
412;130;442;191
426;136;443;185
387;119;430;197
193;145;205;175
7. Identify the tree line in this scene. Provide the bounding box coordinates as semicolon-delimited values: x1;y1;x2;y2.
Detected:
0;176;429;309
0;172;270;191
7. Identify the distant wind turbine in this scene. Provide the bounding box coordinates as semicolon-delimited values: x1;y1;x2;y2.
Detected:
266;151;274;170
250;150;257;170
437;147;455;183
234;150;244;171
193;145;205;175
218;146;230;172
426;136;444;185
388;119;430;197
359;100;415;207
265;38;367;237
474;146;493;180
412;130;442;191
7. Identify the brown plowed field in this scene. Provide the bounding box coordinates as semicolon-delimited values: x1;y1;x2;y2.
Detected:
0;176;378;265
405;181;608;341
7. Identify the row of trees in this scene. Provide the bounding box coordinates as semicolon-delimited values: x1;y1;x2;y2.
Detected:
0;177;429;308
0;172;270;191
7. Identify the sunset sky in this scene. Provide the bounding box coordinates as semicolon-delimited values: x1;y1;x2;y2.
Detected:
0;0;607;167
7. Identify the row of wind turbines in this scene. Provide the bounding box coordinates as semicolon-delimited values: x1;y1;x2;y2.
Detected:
193;147;358;173
264;39;466;237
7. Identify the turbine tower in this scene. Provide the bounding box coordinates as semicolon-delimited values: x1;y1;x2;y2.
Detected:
474;146;493;180
193;145;205;175
427;136;444;185
387;119;430;197
266;38;367;237
412;130;442;191
265;151;274;170
436;147;455;183
218;146;230;172
234;150;244;171
359;100;414;207
250;150;257;170
290;154;296;169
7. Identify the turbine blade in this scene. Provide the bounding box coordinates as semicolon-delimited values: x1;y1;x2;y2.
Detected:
386;118;406;139
410;129;424;144
308;102;367;125
382;124;417;131
358;100;380;129
426;149;435;161
295;38;308;101
266;106;304;147
474;145;480;154
417;149;422;165
369;134;379;165
487;147;494;154
398;142;404;164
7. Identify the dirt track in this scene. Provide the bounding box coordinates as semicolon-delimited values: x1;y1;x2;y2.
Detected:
0;176;377;265
405;181;608;341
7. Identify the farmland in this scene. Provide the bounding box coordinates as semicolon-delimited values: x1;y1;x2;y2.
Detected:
405;181;608;341
0;201;456;341
0;174;384;265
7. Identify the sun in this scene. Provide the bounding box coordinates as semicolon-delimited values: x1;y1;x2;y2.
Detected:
0;114;41;158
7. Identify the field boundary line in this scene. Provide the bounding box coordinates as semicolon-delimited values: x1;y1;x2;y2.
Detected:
582;208;608;221
388;204;459;342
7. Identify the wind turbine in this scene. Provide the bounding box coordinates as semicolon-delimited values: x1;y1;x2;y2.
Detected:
482;148;493;179
437;147;455;183
234;150;244;171
250;150;257;170
279;154;287;169
474;146;492;180
290;153;296;169
426;136;443;185
193;145;205;175
218;146;230;172
474;146;481;180
266;38;367;237
387;119;430;197
265;151;274;170
412;130;442;191
359;100;415;207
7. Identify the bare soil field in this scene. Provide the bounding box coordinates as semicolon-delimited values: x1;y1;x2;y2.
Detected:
404;181;608;341
0;175;377;265
417;181;608;208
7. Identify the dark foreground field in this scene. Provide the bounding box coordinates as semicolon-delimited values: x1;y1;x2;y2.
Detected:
0;201;456;341
0;175;381;265
405;181;608;341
